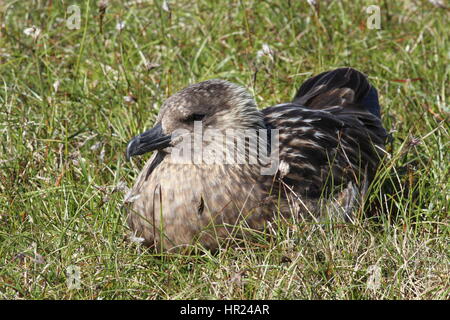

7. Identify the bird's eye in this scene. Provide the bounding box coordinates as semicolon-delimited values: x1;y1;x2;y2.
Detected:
187;113;206;122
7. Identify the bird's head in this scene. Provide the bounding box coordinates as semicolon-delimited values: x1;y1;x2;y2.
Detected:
126;79;265;159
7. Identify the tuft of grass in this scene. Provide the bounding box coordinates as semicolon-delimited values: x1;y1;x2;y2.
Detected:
0;0;448;299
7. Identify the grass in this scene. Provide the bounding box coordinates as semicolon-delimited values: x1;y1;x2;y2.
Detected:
0;0;448;299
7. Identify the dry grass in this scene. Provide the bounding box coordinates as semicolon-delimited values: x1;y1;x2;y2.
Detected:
0;0;448;299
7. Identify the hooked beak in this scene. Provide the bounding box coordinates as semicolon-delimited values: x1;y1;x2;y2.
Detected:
126;123;172;160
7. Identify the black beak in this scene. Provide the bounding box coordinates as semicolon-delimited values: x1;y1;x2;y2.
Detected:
126;123;172;160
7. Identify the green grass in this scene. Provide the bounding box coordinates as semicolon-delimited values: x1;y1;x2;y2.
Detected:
0;0;448;299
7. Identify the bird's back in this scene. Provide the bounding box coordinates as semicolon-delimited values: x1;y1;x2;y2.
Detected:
262;68;387;219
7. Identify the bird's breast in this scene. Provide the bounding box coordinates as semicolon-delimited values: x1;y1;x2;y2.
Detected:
126;160;277;251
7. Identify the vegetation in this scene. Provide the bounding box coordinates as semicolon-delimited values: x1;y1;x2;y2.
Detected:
0;0;448;299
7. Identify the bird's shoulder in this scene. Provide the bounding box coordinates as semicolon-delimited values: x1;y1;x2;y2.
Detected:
262;102;386;144
261;103;387;197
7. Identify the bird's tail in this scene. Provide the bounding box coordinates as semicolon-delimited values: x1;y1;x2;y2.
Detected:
292;67;381;118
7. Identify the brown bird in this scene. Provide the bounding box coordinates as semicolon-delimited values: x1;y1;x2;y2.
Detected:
125;68;387;252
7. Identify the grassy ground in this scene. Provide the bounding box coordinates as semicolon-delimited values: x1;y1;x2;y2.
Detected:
0;0;448;299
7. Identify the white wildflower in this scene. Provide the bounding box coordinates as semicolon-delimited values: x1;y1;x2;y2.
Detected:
162;0;170;12
23;26;41;39
256;43;274;62
123;95;137;103
278;160;290;178
115;21;126;31
53;80;61;93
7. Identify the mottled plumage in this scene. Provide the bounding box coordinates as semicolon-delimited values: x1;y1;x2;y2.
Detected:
125;68;387;252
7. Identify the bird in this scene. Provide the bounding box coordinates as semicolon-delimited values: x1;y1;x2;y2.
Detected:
124;67;387;252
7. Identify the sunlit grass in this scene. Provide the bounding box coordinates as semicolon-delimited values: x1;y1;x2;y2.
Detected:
0;0;448;299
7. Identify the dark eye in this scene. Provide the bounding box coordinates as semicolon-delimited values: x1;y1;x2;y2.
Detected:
193;113;206;121
189;113;206;122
